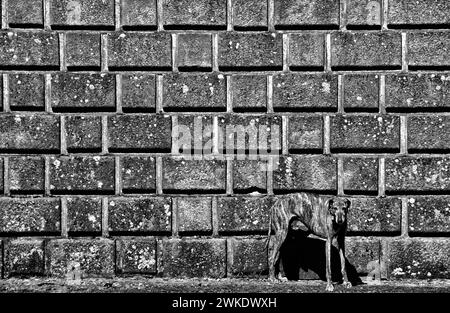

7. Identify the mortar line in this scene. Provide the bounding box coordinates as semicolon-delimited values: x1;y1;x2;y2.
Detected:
401;197;409;237
172;197;179;237
212;116;219;154
60;115;68;155
115;156;121;195
157;0;164;31
101;34;109;72
2;74;10;112
401;32;408;72
44;74;52;113
156;157;163;194
115;0;121;30
171;33;178;72
281;115;288;155
102;115;109;154
267;0;274;31
58;33;67;72
102;197;109;237
212;196;219;236
226;157;233;195
266;157;274;195
61;197;68;238
400;115;407;154
226;0;233;31
337;157;344;196
338;74;344;113
379;74;386;114
282;33;289;72
212;33;219;72
1;0;7;29
378;157;385;196
339;0;347;30
226;75;232;112
325;33;331;72
44;0;51;30
382;0;388;30
171;115;178;154
156;75;164;113
115;74;122;113
3;157;9;196
267;75;273;113
323;115;331;154
44;156;50;196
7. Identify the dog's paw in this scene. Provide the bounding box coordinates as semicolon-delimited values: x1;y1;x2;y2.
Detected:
277;274;288;282
325;283;334;292
343;281;352;289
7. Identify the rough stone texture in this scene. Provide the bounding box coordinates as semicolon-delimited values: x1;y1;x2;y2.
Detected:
49;156;115;193
175;115;214;154
65;116;102;152
330;115;400;152
67;197;102;233
0;115;60;152
331;32;402;68
218;115;281;153
385;74;450;111
107;32;171;69
108;197;171;233
7;0;43;27
232;0;267;29
347;197;401;233
218;32;282;70
217;197;273;232
161;238;226;278
345;237;381;276
121;0;156;27
177;197;212;232
116;238;157;274
121;74;156;112
66;32;101;69
384;238;450;279
288;115;323;152
388;0;450;26
385;157;450;193
162;157;226;192
50;0;114;28
274;0;339;28
289;33;324;69
0;31;59;67
177;34;212;69
9;74;44;110
108;115;172;152
121;156;156;192
231;75;267;111
273;74;338;111
408;32;450;67
0;198;60;233
0;158;3;192
51;74;115;111
163;74;226;111
346;0;381;27
408;116;450;152
4;240;45;277
343;74;379;111
9;156;45;193
227;238;268;276
163;0;226;29
343;157;378;194
273;156;337;192
233;159;267;192
407;196;450;233
46;239;115;278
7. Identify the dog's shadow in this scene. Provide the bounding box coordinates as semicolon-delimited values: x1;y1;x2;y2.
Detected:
280;229;363;285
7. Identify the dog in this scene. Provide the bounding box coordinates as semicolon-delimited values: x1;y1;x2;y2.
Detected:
267;192;351;291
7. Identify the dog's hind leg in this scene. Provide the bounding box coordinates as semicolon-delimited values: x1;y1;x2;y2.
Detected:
268;228;288;282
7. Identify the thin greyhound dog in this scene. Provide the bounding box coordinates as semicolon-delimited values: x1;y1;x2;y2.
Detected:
267;192;351;291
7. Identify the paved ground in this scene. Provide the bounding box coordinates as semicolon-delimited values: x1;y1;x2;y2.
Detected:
0;277;449;293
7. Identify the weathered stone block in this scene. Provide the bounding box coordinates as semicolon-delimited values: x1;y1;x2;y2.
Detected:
108;197;171;233
163;0;226;29
121;74;156;112
407;196;450;233
408;32;450;67
46;239;114;278
177;197;212;232
345;237;381;276
219;32;282;70
50;0;114;28
347;0;381;27
9;74;44;110
343;74;379;111
174;115;214;154
289;33;324;69
288;115;323;152
388;0;450;26
9;156;45;193
160;238;226;278
116;238;157;274
233;159;267;192
7;0;43;27
343;157;378;194
67;197;102;233
408;116;450;152
49;156;115;193
231;75;267;111
121;156;156;192
177;34;212;70
121;0;157;27
66;32;101;69
65;115;102;152
4;240;45;277
274;0;339;28
0;198;60;233
227;238;268;276
232;0;267;29
273;74;338;111
51;73;115;111
108;115;172;152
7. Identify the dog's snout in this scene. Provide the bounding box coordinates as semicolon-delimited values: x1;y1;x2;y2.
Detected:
335;211;345;224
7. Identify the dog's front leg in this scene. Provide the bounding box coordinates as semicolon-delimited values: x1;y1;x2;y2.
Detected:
325;237;334;291
337;235;351;288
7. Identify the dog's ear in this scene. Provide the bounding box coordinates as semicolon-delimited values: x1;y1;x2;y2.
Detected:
344;199;351;213
328;199;335;215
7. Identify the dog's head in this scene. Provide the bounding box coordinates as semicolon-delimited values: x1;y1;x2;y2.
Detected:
328;198;351;225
